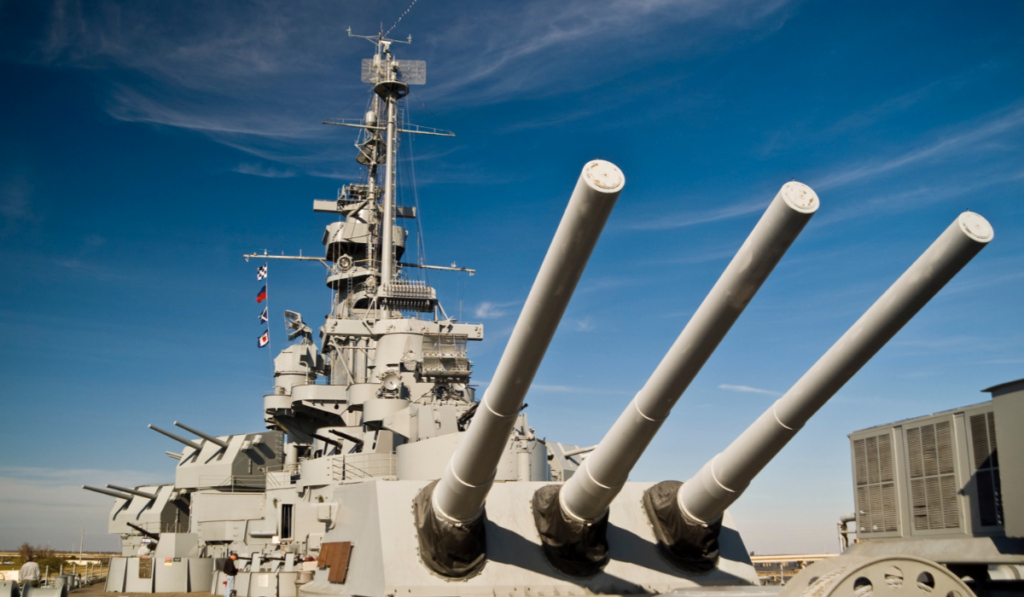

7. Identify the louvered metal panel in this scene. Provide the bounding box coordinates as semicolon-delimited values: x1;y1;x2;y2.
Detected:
971;413;992;469
912;478;928;530
854;439;868;485
970;411;1004;528
854;432;898;533
866;436;880;484
987;413;999;468
937;421;954;474
907;427;924;478
922;424;938;477
906;421;960;532
878;434;893;482
881;483;897;532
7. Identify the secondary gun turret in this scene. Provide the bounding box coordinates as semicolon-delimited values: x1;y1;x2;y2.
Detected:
416;160;625;577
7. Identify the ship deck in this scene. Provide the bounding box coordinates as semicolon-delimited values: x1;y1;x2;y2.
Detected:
73;582;215;597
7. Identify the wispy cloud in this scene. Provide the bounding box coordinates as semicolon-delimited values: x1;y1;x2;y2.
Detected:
0;466;167;550
531;384;629;395
9;0;797;172
718;383;781;396
574;317;595;332
54;258;135;280
0;175;37;233
826;65;997;134
474;300;520;319
233;162;296;178
810;168;1024;227
626;197;767;231
814;105;1024;191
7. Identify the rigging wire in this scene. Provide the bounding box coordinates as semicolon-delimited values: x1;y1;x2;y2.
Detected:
407;90;456;143
405;100;430;278
384;0;421;37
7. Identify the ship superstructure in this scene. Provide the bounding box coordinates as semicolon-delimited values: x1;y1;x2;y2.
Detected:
78;30;1000;597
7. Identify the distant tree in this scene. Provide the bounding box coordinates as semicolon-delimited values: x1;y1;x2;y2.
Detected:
15;544;65;572
749;550;755;556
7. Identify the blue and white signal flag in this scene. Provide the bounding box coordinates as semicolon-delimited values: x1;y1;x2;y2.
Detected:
257;264;268;280
257;330;270;348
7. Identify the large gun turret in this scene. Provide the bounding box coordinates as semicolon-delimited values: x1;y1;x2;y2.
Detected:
416;160;625;578
651;212;993;571
127;522;160;541
531;181;819;575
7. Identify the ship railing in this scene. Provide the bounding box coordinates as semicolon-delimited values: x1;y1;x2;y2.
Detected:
263;462;300;488
330;453;397;482
197;474;266;491
160;522;188;533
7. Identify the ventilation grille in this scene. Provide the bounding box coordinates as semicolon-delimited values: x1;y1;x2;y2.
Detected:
969;412;1003;527
906;421;960;531
854;433;898;533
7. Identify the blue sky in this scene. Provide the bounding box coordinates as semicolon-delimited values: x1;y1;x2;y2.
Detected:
1;0;1022;555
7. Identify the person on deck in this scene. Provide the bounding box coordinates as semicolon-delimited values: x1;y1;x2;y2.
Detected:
19;557;41;593
223;553;240;597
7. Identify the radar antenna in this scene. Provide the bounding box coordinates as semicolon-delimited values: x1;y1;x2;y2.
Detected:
283;310;313;344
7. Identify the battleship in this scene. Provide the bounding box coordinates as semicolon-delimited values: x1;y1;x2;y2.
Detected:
57;30;1006;597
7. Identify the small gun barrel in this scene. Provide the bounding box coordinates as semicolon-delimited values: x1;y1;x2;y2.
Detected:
311;433;343;449
148;424;202;450
166;451;182;460
432;160;625;523
678;212;994;524
173;421;229;448
82;485;132;500
107;484;157;500
126;522;160;541
560;182;819;521
328;429;365;446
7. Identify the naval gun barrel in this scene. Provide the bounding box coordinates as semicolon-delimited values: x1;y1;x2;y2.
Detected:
174;421;229;448
557;182;819;524
431;160;625;524
678;212;994;525
126;522;160;541
328;429;365;447
82;485;133;500
148;424;201;450
107;484;157;500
